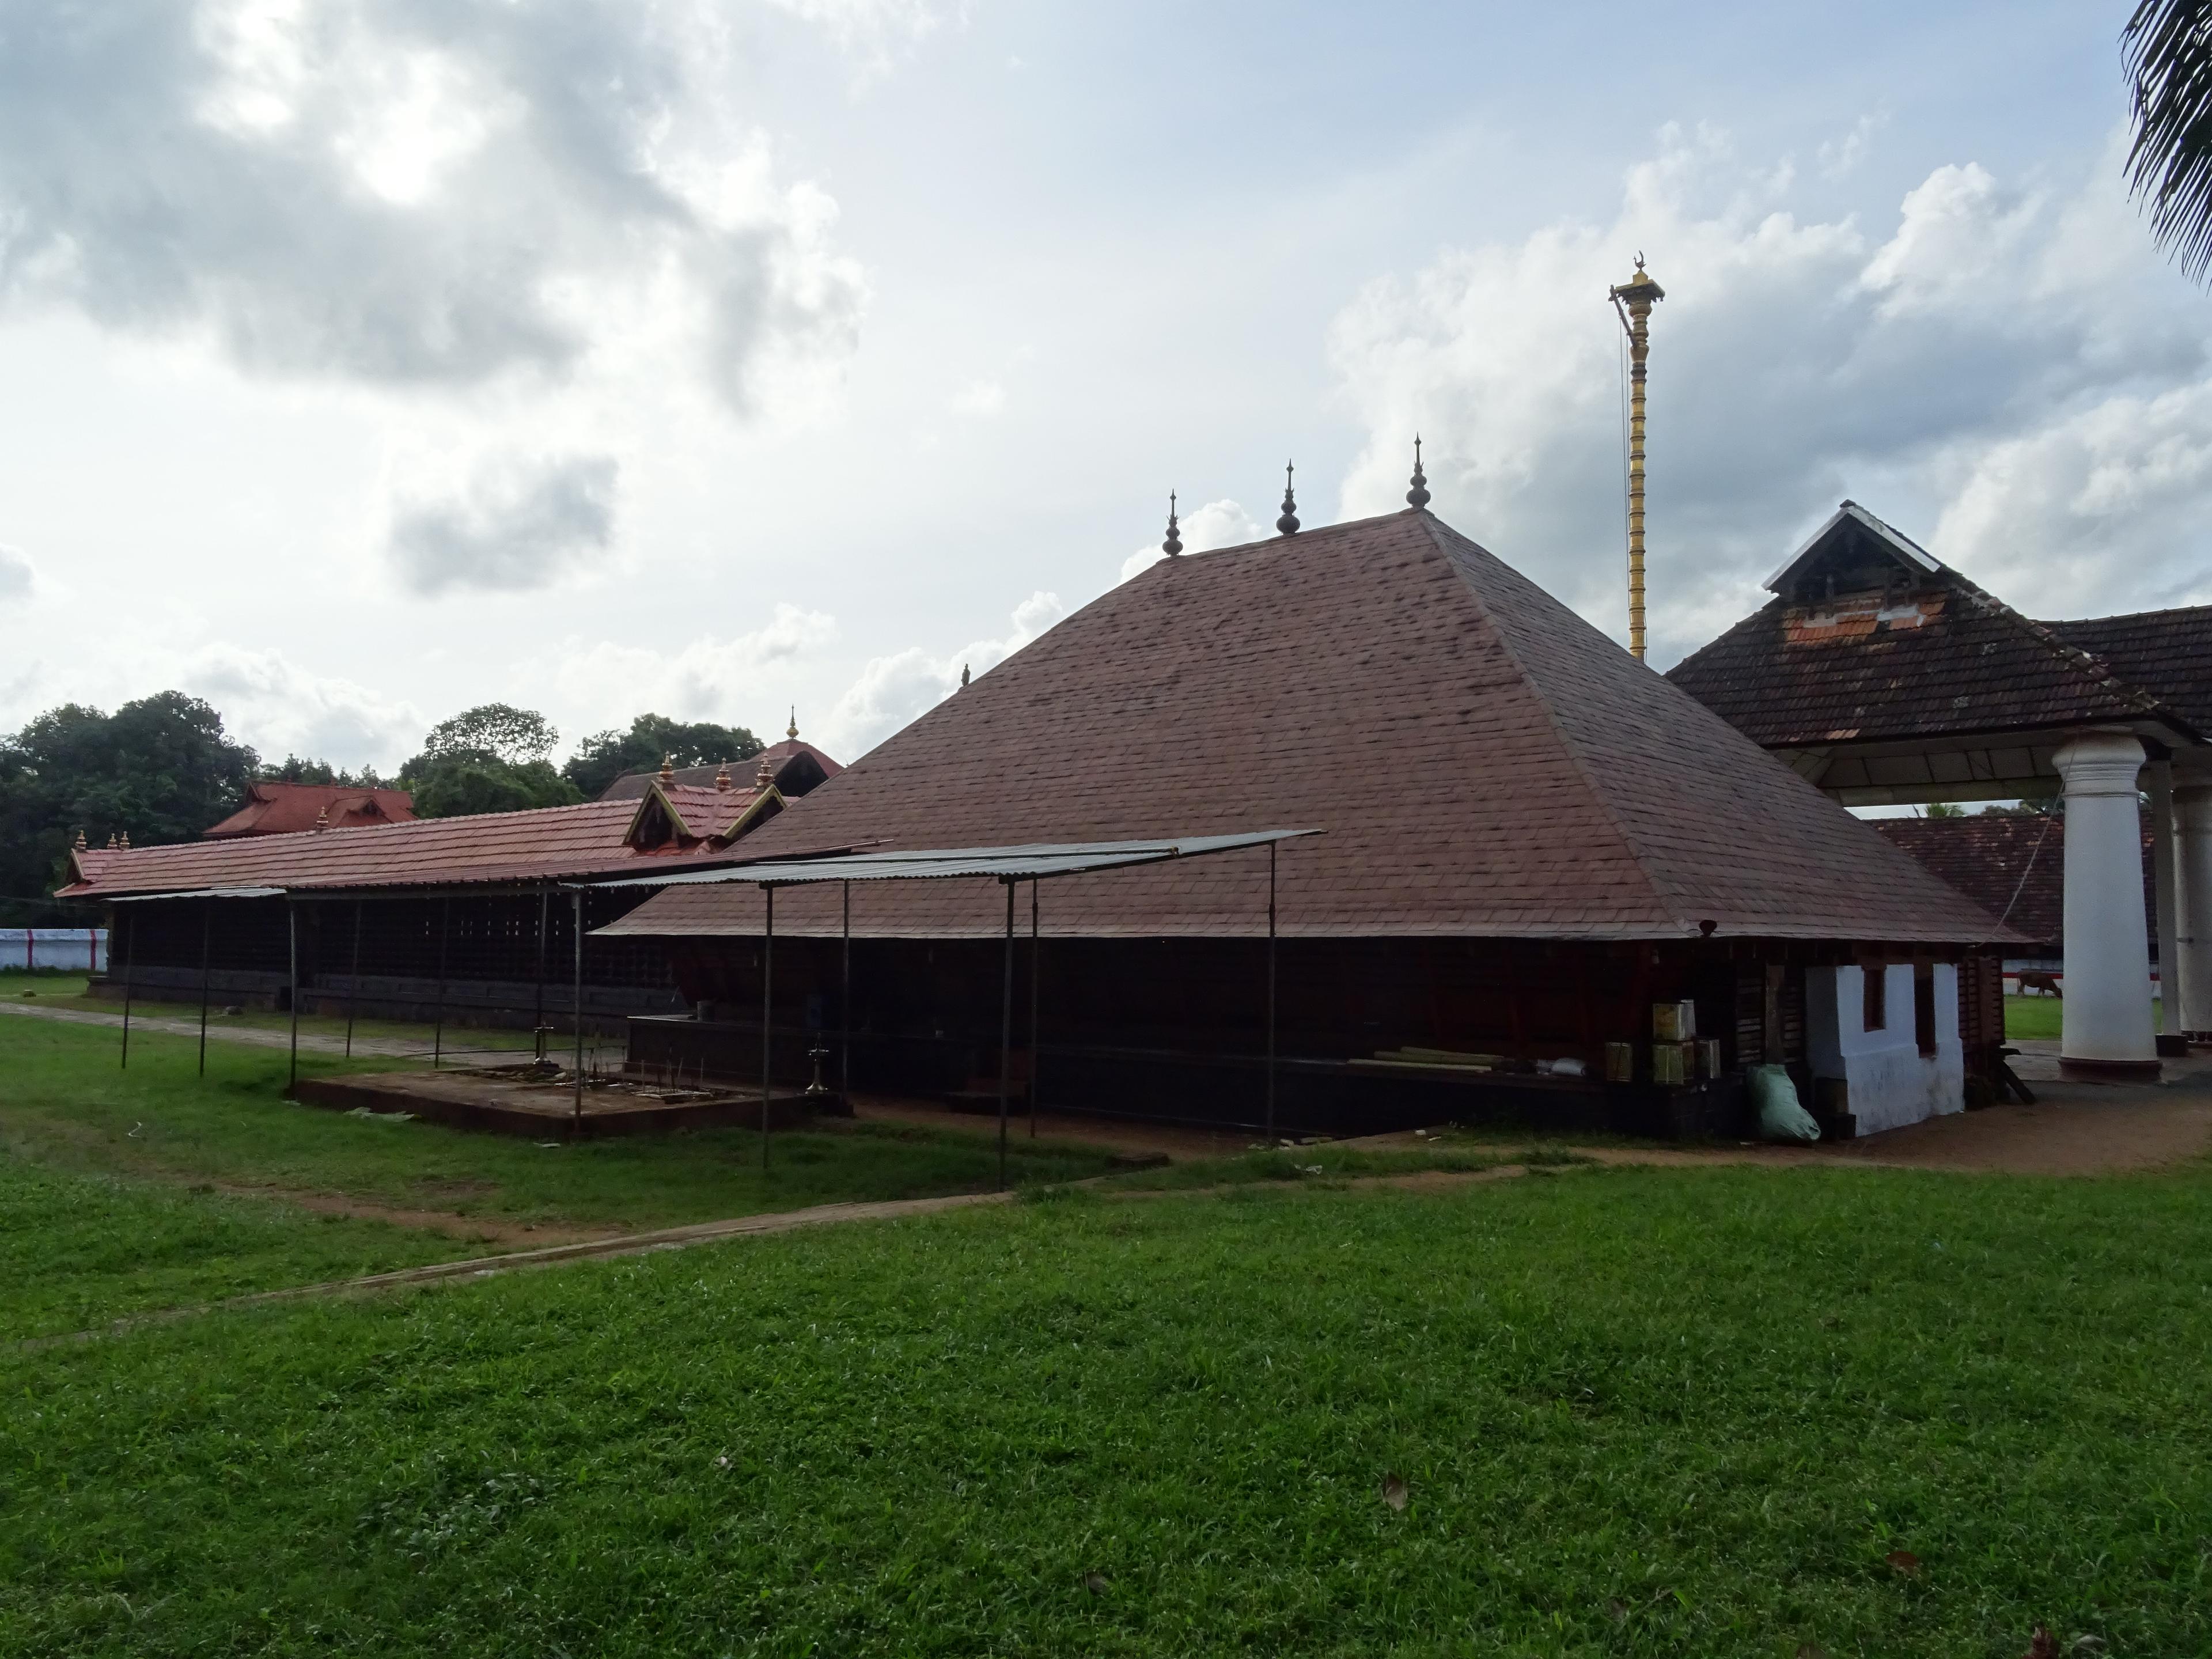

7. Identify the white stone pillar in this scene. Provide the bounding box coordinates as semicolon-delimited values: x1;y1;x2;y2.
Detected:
2148;762;2179;1042
2175;782;2212;1039
2053;729;2159;1080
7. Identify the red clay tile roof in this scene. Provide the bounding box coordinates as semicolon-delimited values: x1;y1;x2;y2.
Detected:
598;739;843;801
2045;605;2212;737
1872;813;2155;959
59;798;760;899
203;782;415;838
604;510;2016;945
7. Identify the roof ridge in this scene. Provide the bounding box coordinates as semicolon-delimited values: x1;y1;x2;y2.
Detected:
1414;514;1685;930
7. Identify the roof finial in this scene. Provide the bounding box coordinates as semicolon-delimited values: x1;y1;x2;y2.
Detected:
1276;461;1300;536
1406;434;1430;509
106;832;118;849
657;754;675;785
960;663;971;687
754;753;776;790
313;805;330;832
713;760;733;792
1163;490;1183;557
73;828;86;851
787;706;799;741
118;830;130;849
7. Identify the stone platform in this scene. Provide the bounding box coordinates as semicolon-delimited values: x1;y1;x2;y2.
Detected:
291;1066;839;1138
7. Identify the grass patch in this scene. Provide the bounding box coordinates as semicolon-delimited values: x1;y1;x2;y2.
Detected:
2001;993;2166;1043
1052;1136;1592;1196
0;1155;461;1343
0;1017;1122;1336
2;1164;2207;1655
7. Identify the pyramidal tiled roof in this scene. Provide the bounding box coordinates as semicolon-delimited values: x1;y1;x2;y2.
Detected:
607;510;2012;944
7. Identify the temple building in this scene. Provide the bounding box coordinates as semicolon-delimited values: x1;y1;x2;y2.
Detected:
56;752;830;1030
603;489;2012;1139
203;780;415;838
1668;501;2212;1076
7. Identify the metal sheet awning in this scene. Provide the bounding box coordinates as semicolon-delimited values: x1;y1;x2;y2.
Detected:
592;828;1321;891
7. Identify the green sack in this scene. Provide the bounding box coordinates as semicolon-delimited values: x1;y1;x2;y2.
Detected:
1750;1063;1821;1143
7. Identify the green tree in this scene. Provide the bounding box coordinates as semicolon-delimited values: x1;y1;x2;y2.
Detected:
396;704;581;819
561;714;762;799
2126;1;2212;278
0;693;259;914
407;757;580;819
258;755;389;788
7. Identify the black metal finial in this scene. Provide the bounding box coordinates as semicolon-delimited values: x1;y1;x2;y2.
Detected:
960;663;970;688
1406;434;1430;509
1164;490;1183;556
1276;461;1300;536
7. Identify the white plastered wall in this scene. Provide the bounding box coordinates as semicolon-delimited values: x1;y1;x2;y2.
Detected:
1804;963;1964;1136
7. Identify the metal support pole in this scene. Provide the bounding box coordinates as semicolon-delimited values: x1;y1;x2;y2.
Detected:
571;889;585;1120
999;878;1014;1190
1029;879;1040;1138
533;887;549;1059
118;907;133;1070
198;898;212;1077
431;897;450;1069
1266;841;1278;1143
762;885;774;1172
840;880;851;1103
286;900;300;1092
344;899;363;1059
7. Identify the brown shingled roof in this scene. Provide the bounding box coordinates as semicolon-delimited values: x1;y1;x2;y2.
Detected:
604;510;2014;945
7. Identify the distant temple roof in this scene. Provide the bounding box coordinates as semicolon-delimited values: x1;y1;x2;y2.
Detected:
599;736;842;803
204;781;415;839
60;772;792;900
605;507;2012;945
1873;813;2157;961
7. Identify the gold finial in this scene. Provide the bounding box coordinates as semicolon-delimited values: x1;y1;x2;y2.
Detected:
313;805;330;832
106;833;118;849
657;754;675;784
1608;256;1666;662
714;761;732;792
73;829;86;851
754;754;775;790
119;831;130;849
787;706;799;741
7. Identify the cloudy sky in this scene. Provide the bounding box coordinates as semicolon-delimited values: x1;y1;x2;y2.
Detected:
1;0;2203;772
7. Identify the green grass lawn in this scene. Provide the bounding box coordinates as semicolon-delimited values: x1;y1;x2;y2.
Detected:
2002;993;2168;1043
2;966;539;1055
0;1017;1122;1340
3;1162;2207;1656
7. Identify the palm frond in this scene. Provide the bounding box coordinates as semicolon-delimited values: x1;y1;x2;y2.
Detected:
2127;0;2212;279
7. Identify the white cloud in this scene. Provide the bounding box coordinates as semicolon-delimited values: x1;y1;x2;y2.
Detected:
182;643;425;769
1328;123;2212;658
948;378;1005;417
822;589;1065;757
554;604;841;731
1817;111;1886;181
387;453;619;596
1120;498;1265;582
0;544;33;601
0;1;866;413
760;0;953;82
